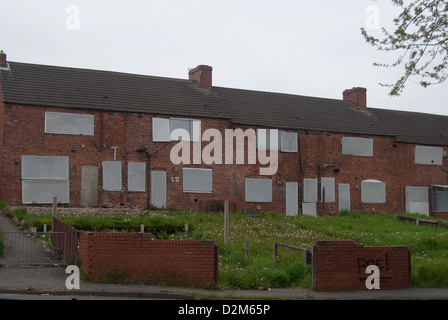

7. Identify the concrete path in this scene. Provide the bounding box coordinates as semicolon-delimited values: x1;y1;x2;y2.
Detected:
0;213;58;266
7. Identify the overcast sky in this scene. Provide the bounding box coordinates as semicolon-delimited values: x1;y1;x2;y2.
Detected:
1;0;447;115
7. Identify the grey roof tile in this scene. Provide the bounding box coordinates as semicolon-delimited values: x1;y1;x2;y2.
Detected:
1;61;448;146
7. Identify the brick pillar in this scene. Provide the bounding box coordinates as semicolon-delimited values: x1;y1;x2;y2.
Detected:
0;51;7;68
343;87;367;109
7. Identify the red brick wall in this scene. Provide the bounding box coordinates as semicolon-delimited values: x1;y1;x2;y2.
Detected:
312;240;411;291
1;104;103;205
299;131;448;215
0;87;5;201
1;102;448;216
78;232;218;288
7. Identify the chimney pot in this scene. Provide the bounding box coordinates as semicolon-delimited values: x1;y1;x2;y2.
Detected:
0;50;7;68
343;87;367;109
189;65;213;89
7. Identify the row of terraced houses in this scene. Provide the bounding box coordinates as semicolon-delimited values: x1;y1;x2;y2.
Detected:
1;50;448;218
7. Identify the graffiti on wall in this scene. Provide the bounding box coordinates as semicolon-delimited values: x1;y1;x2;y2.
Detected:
357;254;392;289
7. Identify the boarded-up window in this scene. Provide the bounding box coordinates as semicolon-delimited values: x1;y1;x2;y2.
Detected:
415;145;443;165
45;112;94;136
257;129;279;151
183;168;212;193
361;179;386;203
22;155;69;180
21;155;69;204
432;185;448;212
170;118;201;142
341;137;373;156
152;118;171;142
128;162;146;192
22;180;70;204
190;119;201;142
280;131;298;153
245;178;272;202
321;177;335;202
102;161;122;191
152;117;201;142
170;118;191;141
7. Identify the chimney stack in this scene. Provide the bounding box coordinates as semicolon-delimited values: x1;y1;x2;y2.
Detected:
189;65;213;89
343;87;367;109
0;50;7;68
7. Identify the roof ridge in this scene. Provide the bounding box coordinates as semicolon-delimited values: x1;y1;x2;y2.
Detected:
369;106;448;118
213;85;347;105
2;60;448;146
7;61;191;84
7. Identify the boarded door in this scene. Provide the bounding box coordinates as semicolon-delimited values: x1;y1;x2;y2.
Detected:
81;166;98;207
406;186;429;215
151;170;166;208
303;178;317;216
286;182;298;216
338;183;350;211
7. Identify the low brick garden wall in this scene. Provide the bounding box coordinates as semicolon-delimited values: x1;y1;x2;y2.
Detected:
312;240;411;291
78;232;218;288
51;217;218;288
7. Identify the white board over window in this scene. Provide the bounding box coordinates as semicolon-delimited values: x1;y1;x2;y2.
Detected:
102;161;122;191
45;112;94;136
245;178;272;202
415;146;443;165
128;162;146;192
22;180;70;204
341;137;373;157
21;155;69;204
169;118;201;142
280;131;298;153
170;118;191;141
152;118;170;142
22;155;68;180
183;168;212;193
361;179;386;203
257;129;279;151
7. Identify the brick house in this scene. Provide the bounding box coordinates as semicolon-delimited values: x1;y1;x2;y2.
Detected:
1;50;448;218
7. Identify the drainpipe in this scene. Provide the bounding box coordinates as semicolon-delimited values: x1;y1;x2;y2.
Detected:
146;152;152;209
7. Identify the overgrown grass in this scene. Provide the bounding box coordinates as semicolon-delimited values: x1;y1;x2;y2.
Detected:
5;208;190;237
4;207;448;289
